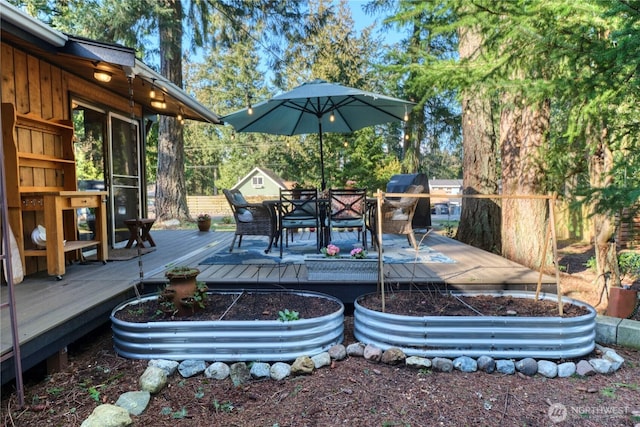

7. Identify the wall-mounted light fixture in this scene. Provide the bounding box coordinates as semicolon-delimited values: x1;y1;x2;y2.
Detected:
150;94;166;109
93;69;112;83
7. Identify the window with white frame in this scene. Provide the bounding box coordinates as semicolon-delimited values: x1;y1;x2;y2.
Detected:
252;176;264;188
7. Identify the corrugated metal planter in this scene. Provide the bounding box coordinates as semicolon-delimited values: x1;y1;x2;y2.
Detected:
111;290;344;361
354;290;596;359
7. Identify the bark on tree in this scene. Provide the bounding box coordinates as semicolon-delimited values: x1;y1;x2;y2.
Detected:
155;0;191;221
500;97;550;270
455;26;501;253
588;127;621;300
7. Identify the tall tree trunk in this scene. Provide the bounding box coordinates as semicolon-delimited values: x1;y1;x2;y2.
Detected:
402;21;422;174
455;26;501;252
589;126;621;300
500;97;550;269
155;0;190;221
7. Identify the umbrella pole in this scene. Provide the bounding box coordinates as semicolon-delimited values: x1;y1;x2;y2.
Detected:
318;120;326;191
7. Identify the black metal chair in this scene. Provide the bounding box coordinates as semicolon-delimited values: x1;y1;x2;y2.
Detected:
223;189;275;253
327;188;367;250
278;188;320;258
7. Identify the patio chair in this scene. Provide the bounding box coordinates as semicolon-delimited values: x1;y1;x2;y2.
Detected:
278;188;320;258
223;189;276;253
368;184;424;250
327;188;367;250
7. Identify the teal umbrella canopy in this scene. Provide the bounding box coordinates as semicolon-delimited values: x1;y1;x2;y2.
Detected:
222;79;414;190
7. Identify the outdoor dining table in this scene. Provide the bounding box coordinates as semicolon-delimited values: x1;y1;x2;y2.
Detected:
263;198;331;252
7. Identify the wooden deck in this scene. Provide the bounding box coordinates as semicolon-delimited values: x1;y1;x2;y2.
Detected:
1;229;556;384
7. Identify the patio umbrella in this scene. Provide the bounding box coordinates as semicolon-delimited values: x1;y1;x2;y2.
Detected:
222;79;414;190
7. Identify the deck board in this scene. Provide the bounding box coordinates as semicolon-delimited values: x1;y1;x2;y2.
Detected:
1;229;557;384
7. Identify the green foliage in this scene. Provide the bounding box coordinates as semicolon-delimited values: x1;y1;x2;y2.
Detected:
171;407;188;419
212;399;234;413
194;387;205;399
584;257;597;272
277;309;300;322
46;387;64;397
618;252;640;279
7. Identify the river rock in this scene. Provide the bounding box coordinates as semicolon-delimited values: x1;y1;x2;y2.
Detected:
291;356;315;375
432;357;453;372
576;359;596;376
270;362;291;380
476;356;496;373
346;342;365;357
515;358;538;376
250;362;271;379
148;359;179;376
115;391;150;416
557;362;576;378
603;350;625;371
453;356;477;373
178;360;207;378
80;404;132;427
405;356;431;369
139;366;167;394
537;360;558;378
363;344;382;362
589;358;613;374
496;360;515;375
230;362;251;386
204;362;230;380
381;348;406;365
328;344;347;360
311;352;331;369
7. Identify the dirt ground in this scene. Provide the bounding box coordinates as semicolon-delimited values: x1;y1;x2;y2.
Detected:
2;242;640;427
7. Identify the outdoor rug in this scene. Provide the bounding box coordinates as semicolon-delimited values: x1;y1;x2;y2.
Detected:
199;234;455;266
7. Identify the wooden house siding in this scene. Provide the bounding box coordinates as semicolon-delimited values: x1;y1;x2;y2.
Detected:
1;41;143;275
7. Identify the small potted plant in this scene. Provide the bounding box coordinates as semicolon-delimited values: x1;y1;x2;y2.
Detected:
350;247;367;259
159;266;207;317
321;244;340;257
196;212;212;232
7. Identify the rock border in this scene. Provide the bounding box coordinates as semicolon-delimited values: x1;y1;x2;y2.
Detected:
80;342;627;426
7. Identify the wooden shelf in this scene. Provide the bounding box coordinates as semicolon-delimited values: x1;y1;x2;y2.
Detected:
2;103;108;277
24;240;101;257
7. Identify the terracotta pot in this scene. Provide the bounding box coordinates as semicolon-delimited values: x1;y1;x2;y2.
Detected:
165;268;199;302
197;219;211;232
607;287;639;319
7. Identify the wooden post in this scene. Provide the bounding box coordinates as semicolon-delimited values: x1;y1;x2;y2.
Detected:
549;194;563;315
535;216;552;300
376;189;385;313
46;346;68;374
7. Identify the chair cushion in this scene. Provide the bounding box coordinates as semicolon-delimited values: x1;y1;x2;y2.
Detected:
237;210;254;222
232;192;248;205
391;208;409;220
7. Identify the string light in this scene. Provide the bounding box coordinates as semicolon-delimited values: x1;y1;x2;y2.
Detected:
404;106;409;122
150;79;157;99
329;111;335;122
246;93;253;115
